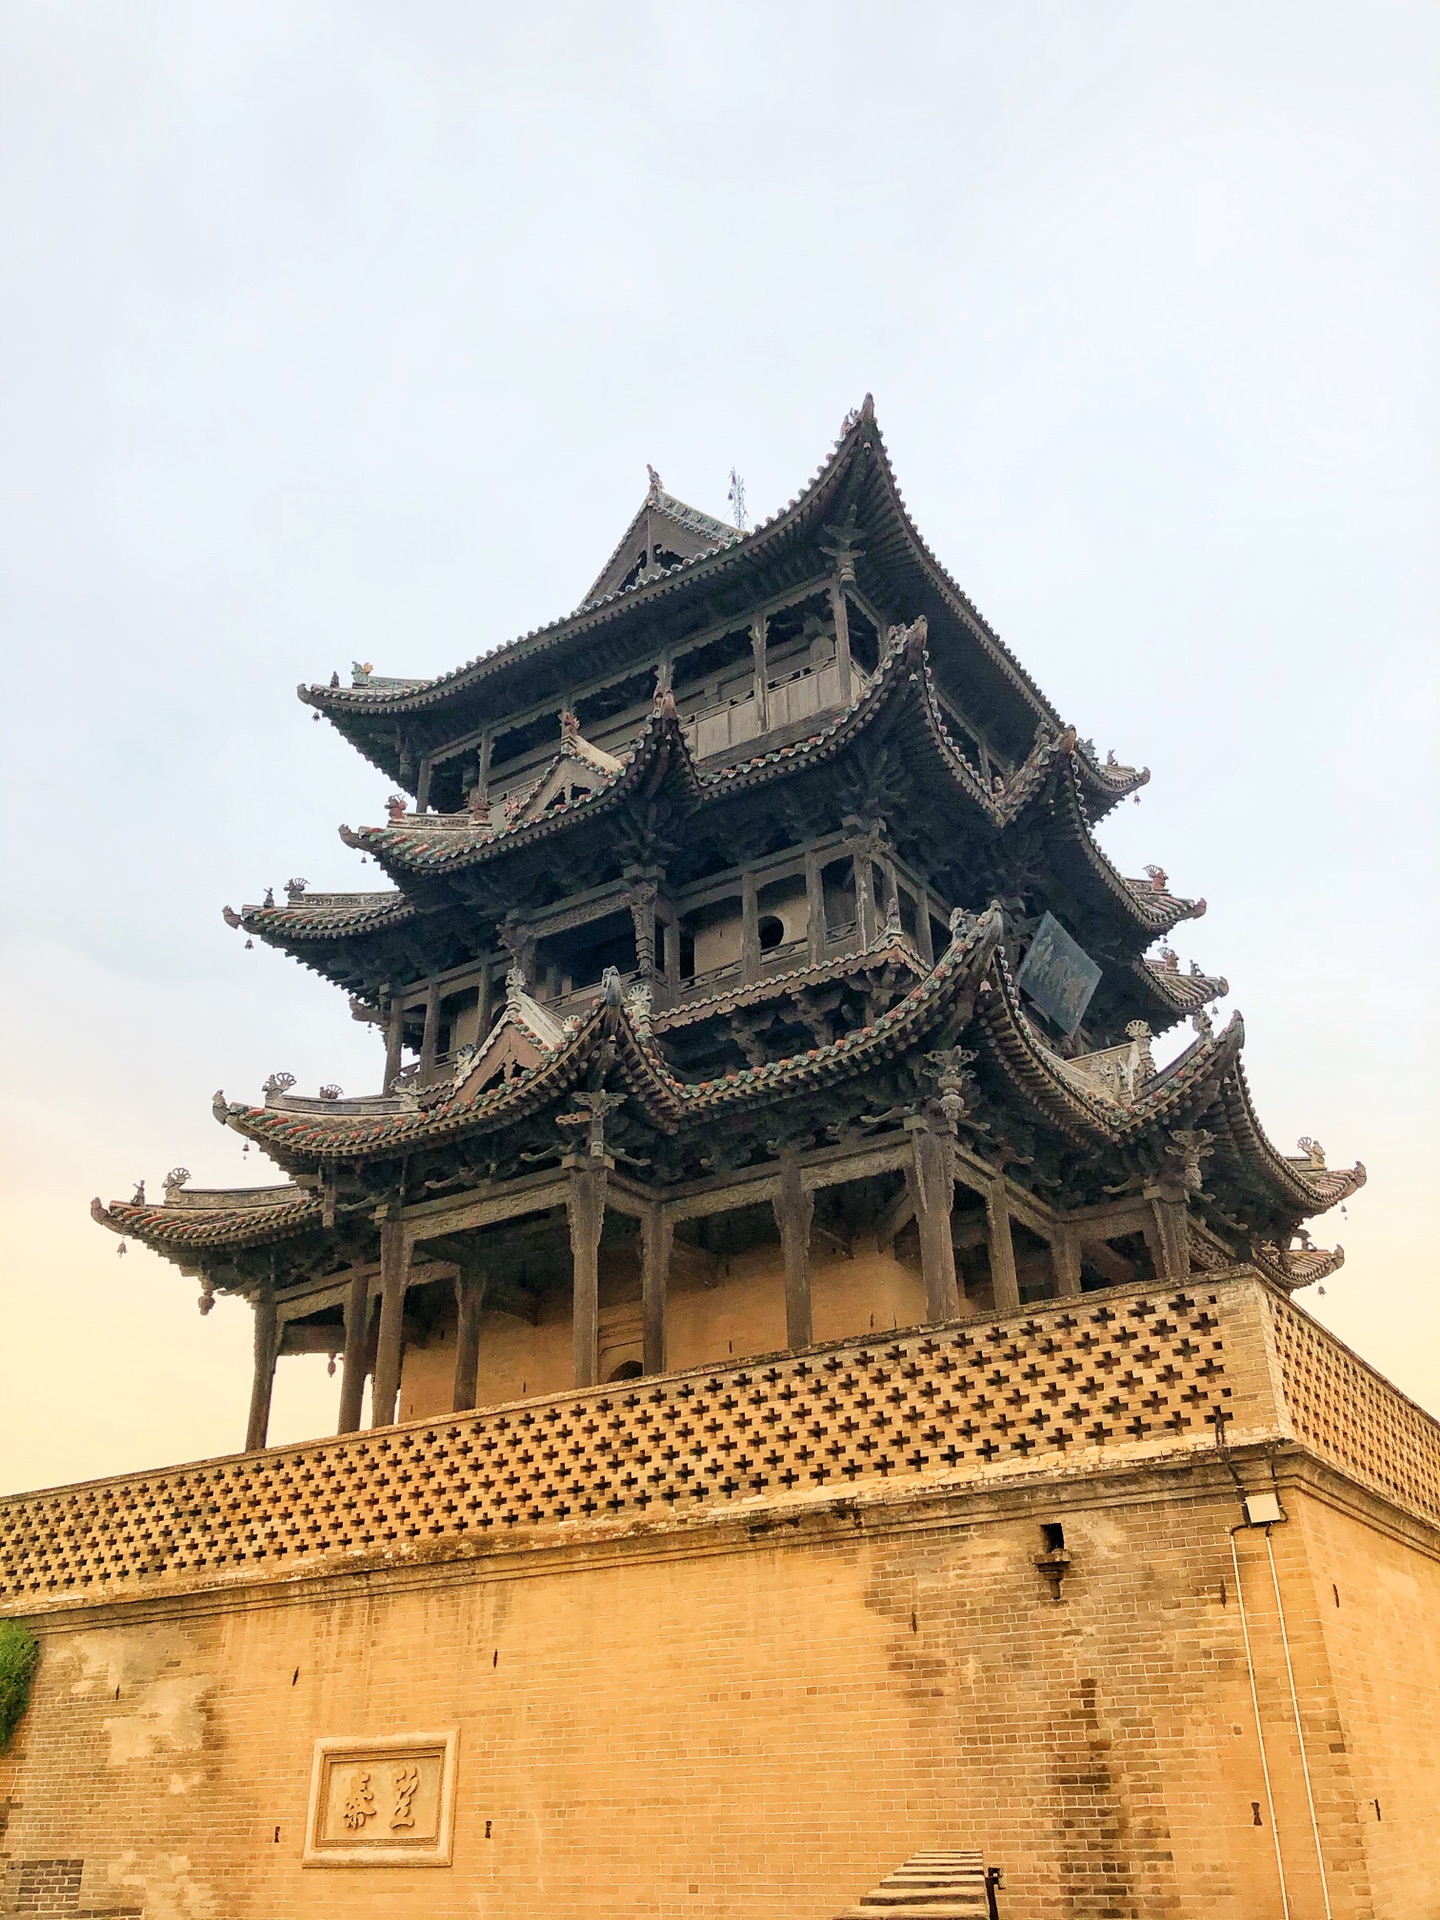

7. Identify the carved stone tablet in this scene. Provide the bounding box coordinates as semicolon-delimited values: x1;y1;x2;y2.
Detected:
303;1730;459;1866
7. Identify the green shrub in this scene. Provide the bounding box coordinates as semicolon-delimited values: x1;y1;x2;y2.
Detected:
0;1621;39;1749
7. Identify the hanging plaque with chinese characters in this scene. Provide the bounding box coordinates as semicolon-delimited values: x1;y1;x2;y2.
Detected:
303;1730;459;1867
1014;912;1102;1038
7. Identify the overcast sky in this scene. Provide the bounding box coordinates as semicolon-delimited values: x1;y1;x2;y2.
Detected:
1;2;1435;1495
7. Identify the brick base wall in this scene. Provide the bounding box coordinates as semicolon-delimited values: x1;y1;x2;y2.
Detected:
2;1460;1436;1919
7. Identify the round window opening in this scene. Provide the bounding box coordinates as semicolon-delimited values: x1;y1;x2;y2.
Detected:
757;914;785;952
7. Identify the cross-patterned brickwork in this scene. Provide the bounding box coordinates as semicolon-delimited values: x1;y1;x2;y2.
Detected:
0;1284;1251;1606
1271;1293;1440;1530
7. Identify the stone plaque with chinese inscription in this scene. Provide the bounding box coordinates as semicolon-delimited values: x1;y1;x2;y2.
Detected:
303;1730;458;1866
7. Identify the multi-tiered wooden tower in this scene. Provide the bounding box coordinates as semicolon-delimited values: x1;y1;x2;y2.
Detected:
92;398;1359;1452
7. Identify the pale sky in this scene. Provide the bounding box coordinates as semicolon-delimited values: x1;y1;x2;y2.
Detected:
1;2;1436;1496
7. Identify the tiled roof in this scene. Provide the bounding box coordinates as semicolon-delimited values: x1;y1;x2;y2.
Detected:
294;400;1062;779
975;953;1245;1150
91;1189;322;1252
228;889;416;941
214;909;1007;1166
1208;1061;1367;1216
324;622;1200;950
338;697;698;877
579;482;743;609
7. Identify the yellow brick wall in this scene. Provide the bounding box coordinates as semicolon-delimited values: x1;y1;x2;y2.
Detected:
3;1470;1435;1919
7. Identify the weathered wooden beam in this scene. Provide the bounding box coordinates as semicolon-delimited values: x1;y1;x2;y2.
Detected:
1148;1194;1191;1284
805;849;825;966
750;615;769;732
1050;1224;1083;1299
773;1151;814;1352
875;1185;916;1251
566;1159;607;1389
641;1206;672;1376
400;1171;569;1239
662;1137;912;1223
370;1220;411;1426
452;1268;487;1412
741;871;760;983
245;1291;279;1452
383;995;404;1092
1084;1239;1139;1287
418;981;441;1079
337;1267;370;1433
906;1119;962;1322
830;583;854;704
985;1181;1020;1315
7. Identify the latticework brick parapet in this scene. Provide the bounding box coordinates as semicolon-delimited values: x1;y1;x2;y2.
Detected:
1270;1291;1440;1529
2;1273;1435;1611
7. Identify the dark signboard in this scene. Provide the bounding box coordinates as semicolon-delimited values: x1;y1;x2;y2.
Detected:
1015;912;1102;1038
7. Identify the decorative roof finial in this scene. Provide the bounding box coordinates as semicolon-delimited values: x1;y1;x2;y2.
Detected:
727;468;748;531
645;463;662;496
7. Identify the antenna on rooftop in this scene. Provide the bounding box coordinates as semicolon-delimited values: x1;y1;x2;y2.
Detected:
727;468;748;532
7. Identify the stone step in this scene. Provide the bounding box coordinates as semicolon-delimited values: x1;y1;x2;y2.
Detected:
834;1849;993;1919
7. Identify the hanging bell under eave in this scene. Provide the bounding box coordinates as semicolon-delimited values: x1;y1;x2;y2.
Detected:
117;1240;127;1258
245;938;254;949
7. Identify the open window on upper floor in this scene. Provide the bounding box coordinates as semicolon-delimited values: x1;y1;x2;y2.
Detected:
534;909;638;1005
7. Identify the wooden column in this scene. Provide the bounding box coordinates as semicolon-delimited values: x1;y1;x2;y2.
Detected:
985;1180;1020;1314
451;1264;487;1412
772;1152;814;1352
626;879;659;981
415;755;433;815
662;907;682;994
750;615;770;731
905;1119;961;1323
805;850;825;964
383;995;404;1091
915;889;934;965
419;983;441;1080
641;1207;673;1376
370;1221;411;1427
245;1292;280;1452
1050;1225;1083;1299
471;733;493;819
852;850;877;947
829;583;854;703
475;963;492;1048
741;872;760;983
337;1267;371;1433
1148;1194;1191;1283
566;1161;607;1389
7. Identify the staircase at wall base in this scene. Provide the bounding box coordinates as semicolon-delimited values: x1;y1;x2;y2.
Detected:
834;1850;999;1918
